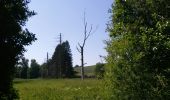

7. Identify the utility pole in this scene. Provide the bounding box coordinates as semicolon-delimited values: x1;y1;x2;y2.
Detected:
59;33;62;45
47;52;49;77
58;33;62;78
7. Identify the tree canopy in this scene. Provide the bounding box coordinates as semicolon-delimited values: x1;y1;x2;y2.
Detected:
0;0;36;99
106;0;170;99
94;63;105;79
48;41;74;78
20;57;29;79
29;59;40;78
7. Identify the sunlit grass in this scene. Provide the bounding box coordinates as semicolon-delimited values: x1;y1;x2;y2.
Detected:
14;79;107;100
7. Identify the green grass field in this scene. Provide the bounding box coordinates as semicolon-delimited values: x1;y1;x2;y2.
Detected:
14;79;107;100
74;65;96;77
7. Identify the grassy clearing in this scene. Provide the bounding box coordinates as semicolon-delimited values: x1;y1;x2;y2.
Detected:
14;79;107;100
74;65;96;77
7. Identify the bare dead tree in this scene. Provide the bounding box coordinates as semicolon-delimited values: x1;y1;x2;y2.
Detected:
77;12;97;80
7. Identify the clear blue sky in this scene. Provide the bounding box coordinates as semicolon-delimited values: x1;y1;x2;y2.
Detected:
24;0;113;66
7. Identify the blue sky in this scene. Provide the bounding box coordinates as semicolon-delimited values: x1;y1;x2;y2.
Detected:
24;0;113;66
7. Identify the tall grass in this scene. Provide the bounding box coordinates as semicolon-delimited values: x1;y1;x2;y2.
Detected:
14;79;107;100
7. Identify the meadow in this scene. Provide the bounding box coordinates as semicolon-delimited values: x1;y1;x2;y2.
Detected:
14;79;108;100
74;65;96;77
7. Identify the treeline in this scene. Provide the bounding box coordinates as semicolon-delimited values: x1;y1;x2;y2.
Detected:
15;58;40;79
15;40;75;79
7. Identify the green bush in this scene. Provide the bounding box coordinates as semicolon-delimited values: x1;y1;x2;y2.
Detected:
105;0;170;99
94;63;105;79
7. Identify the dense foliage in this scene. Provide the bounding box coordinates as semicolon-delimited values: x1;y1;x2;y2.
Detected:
48;41;74;78
29;59;40;78
106;0;170;99
20;57;29;79
15;57;29;79
15;58;41;79
0;0;36;99
94;63;105;79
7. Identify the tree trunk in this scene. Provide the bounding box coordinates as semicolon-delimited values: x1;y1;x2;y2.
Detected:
81;47;84;80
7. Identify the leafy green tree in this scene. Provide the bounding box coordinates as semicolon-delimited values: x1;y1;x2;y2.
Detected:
0;0;36;99
49;43;62;77
40;62;48;78
49;41;74;78
15;66;22;78
15;57;29;79
20;57;29;79
62;41;74;78
74;65;79;68
106;0;170;99
29;59;40;78
94;63;104;79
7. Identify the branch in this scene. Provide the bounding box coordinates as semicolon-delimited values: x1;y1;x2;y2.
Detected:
86;25;98;41
83;11;86;27
81;11;98;48
85;24;93;40
76;46;81;53
84;22;87;40
83;24;93;47
92;25;98;34
78;42;82;48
